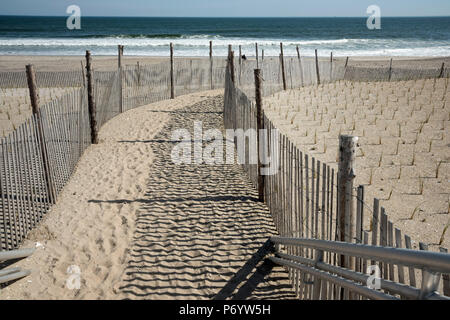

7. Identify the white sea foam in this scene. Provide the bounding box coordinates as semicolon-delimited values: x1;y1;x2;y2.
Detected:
0;36;449;57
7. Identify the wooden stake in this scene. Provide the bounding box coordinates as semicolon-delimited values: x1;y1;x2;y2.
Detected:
315;49;321;85
296;46;303;86
262;49;264;61
118;45;124;112
255;69;264;202
209;41;213;89
337;135;358;266
330;52;333;82
239;45;242;65
137;61;141;86
170;43;174;99
343;56;349;79
26;64;56;204
388;58;393;81
439;62;445;78
280;43;287;90
85;51;99;145
228;46;235;84
118;45;123;69
80;60;85;87
256;43;259;68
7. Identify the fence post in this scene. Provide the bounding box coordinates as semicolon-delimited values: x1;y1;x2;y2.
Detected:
80;60;86;87
315;49;321;85
256;42;259;68
239;45;242;66
26;64;56;204
228;45;235;84
343;56;349;79
170;43;175;99
388;58;393;81
337;135;358;262
280;42;287;91
209;41;213;90
254;69;265;202
330;52;333;82
296;45;303;86
118;45;124;112
85;51;99;145
137;61;141;86
262;49;264;61
438;62;445;78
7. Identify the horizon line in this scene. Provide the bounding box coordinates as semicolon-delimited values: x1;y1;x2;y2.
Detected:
1;14;450;18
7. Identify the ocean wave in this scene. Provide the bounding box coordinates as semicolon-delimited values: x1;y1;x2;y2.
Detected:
0;36;449;57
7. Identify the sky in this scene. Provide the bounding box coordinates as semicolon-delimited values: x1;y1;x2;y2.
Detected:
1;0;450;17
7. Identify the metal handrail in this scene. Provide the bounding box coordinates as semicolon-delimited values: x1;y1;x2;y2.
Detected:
273;252;449;300
271;237;450;274
0;248;35;262
270;236;450;300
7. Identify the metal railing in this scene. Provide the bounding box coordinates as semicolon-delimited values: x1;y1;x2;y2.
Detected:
270;236;450;300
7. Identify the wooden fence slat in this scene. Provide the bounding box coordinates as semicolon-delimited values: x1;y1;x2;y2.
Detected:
404;235;416;287
439;248;450;297
388;221;395;281
395;228;406;285
0;138;9;250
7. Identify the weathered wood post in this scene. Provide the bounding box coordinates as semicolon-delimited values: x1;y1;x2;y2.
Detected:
438;62;445;78
254;69;264;202
85;51;99;145
280;42;287;91
315;49;321;85
343;56;349;79
137;61;141;86
80;60;86;87
229;50;235;84
296;45;303;86
388;58;393;81
262;49;264;61
26;64;56;204
330;51;333;82
239;45;242;66
118;45;124;112
209;40;213;89
255;42;259;68
337;135;358;266
227;45;235;84
170;43;175;99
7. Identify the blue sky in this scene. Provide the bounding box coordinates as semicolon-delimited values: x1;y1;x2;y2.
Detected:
1;0;450;17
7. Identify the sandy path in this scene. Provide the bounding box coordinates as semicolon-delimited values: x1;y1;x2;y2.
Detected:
0;90;295;300
0;90;222;299
116;96;295;300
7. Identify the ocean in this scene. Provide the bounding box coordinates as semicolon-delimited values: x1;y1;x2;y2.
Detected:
0;16;449;57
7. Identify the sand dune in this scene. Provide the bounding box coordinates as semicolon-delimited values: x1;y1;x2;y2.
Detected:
264;78;450;250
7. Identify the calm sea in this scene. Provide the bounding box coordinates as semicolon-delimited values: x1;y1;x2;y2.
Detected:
0;16;449;56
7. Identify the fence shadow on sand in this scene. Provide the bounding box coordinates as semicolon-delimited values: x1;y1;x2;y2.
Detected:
89;95;296;300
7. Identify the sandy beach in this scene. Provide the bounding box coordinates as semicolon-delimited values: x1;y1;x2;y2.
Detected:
0;88;297;300
2;55;450;72
0;54;449;300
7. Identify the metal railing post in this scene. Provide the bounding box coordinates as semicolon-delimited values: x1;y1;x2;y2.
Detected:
419;269;442;299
